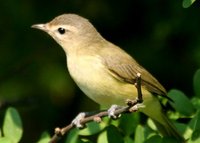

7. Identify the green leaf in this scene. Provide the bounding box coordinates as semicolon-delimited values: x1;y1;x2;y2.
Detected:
37;132;51;143
119;113;140;135
194;69;200;98
182;0;196;8
147;118;157;131
3;107;23;143
107;125;124;143
97;131;108;143
97;125;124;143
145;135;162;143
191;130;200;142
189;111;200;141
78;121;106;136
191;97;200;109
135;125;145;143
162;137;179;143
174;122;191;139
168;89;196;116
189;137;200;143
124;136;134;143
80;138;93;143
0;137;12;143
65;128;79;143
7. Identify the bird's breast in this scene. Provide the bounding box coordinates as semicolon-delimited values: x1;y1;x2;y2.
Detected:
66;54;138;107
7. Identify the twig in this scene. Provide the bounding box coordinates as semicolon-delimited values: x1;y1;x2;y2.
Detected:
49;73;143;143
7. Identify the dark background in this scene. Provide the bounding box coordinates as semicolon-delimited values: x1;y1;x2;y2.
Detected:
0;0;200;142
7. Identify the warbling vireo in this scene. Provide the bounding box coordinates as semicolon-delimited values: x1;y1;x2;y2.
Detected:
32;14;185;142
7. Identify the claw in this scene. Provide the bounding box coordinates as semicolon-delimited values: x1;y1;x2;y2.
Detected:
71;112;86;128
108;105;121;119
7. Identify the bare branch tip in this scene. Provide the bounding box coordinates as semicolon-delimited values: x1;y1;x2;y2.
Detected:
137;73;141;77
55;127;61;135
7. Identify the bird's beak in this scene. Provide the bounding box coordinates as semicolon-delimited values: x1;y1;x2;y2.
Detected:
31;24;48;32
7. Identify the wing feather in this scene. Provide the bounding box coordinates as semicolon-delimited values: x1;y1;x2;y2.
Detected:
99;44;171;100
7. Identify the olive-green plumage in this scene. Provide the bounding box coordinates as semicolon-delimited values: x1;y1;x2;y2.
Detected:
32;14;185;142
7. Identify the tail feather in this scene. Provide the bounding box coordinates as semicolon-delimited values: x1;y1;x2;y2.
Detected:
141;95;186;142
152;112;186;143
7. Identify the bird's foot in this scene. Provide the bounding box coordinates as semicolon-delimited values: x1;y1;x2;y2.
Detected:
126;99;145;112
107;105;122;119
71;112;86;128
129;102;145;112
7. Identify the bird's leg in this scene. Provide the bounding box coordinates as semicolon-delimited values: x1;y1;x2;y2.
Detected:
108;73;145;117
127;100;145;112
126;73;145;112
135;73;143;103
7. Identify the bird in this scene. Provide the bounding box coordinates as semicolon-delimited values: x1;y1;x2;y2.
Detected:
32;13;185;142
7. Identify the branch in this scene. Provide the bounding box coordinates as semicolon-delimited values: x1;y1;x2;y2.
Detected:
49;73;143;143
49;105;137;143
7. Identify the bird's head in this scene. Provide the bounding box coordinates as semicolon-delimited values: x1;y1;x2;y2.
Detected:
32;14;102;53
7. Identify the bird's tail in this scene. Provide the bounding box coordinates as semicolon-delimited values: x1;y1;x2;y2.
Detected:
152;112;186;143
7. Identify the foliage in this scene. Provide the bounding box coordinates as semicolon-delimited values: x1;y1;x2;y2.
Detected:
0;107;23;143
0;69;200;143
182;0;197;8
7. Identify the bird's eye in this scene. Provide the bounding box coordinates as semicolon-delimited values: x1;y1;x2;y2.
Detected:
58;27;66;34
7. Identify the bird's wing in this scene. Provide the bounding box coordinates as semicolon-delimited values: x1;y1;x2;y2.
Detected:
100;45;170;99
